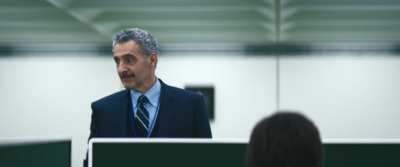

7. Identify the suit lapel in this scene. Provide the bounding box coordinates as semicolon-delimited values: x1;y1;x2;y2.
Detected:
114;90;132;137
156;80;178;137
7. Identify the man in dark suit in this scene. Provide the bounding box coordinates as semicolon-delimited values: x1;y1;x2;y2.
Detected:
84;28;212;166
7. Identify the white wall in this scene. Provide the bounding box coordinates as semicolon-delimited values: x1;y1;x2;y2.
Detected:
1;52;400;167
0;55;120;167
156;54;277;138
0;53;277;167
279;54;400;139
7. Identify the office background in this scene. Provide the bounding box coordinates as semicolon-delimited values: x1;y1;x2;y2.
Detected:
1;0;400;167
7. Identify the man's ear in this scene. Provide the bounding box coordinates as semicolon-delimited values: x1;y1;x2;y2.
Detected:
149;53;158;67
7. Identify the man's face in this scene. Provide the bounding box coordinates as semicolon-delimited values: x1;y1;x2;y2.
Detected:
113;40;156;92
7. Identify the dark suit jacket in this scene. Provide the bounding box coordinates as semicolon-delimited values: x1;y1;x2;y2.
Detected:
84;79;212;166
88;79;212;138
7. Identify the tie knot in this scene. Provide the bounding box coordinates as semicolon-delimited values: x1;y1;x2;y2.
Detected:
138;95;148;104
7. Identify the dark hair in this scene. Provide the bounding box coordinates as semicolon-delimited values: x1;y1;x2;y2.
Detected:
112;28;159;58
246;111;323;167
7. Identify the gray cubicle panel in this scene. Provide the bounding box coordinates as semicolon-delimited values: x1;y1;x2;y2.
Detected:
0;137;71;167
90;138;400;167
89;138;248;167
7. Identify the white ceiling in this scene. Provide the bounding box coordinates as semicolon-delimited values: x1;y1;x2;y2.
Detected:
1;0;400;45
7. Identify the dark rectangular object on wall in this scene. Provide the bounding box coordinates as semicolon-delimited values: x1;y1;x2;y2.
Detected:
185;86;215;121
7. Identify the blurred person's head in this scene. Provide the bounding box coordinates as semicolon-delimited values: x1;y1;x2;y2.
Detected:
112;28;159;93
246;111;323;167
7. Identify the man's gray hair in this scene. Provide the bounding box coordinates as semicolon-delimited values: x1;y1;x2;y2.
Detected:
112;28;159;58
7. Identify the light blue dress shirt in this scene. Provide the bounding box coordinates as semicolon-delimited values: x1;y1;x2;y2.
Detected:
130;78;161;136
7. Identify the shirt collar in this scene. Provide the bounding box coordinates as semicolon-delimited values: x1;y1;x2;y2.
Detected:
131;78;161;107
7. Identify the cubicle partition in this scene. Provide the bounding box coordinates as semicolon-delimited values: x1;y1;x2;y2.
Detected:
89;138;400;167
323;139;400;167
0;137;71;167
89;138;248;167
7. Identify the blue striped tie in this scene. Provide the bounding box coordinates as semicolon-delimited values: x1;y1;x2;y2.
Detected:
134;95;149;137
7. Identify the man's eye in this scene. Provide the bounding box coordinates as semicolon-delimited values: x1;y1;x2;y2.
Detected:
126;58;133;62
114;59;120;64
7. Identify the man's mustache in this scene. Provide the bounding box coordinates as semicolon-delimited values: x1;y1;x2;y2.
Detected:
120;73;135;79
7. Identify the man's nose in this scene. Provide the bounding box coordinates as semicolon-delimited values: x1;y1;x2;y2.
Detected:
117;62;128;73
